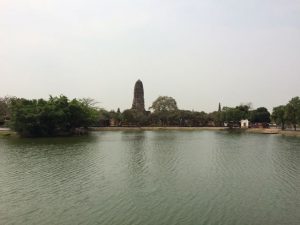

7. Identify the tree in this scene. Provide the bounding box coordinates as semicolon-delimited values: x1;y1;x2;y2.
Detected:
285;97;300;131
190;111;208;127
149;96;178;112
79;97;100;108
220;104;251;126
121;109;148;126
0;96;16;126
148;96;179;126
236;104;251;119
249;107;271;124
98;109;110;127
0;97;8;125
221;107;244;123
208;111;218;126
9;96;99;137
272;105;286;130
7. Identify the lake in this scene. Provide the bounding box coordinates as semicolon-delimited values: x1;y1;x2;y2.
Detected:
0;131;299;225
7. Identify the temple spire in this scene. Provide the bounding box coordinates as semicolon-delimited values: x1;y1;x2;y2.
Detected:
131;80;145;112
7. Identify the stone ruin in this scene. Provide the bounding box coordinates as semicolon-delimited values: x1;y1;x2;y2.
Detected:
131;79;145;112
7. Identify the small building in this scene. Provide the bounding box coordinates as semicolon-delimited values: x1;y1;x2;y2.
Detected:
240;119;249;128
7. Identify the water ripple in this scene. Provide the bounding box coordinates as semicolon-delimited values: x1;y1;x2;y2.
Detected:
0;132;299;225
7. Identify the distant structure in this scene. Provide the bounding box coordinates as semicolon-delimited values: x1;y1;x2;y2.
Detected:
240;119;249;128
132;79;145;112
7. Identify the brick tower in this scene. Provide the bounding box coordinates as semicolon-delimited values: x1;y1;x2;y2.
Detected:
131;79;145;112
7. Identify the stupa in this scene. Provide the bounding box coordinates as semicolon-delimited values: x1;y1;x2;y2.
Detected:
131;79;145;112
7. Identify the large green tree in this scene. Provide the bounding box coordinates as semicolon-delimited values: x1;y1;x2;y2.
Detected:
236;104;251;119
285;97;300;130
9;96;99;137
272;105;286;130
221;104;251;124
149;96;179;126
150;96;178;112
221;107;244;123
249;107;271;123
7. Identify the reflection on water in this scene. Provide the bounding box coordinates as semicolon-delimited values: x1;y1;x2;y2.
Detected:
0;131;299;225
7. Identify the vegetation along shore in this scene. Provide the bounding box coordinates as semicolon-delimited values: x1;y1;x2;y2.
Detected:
0;80;300;138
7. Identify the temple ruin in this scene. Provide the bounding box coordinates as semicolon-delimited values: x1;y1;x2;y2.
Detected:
131;79;145;112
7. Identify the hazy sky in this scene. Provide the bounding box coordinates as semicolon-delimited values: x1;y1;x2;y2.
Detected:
1;0;299;112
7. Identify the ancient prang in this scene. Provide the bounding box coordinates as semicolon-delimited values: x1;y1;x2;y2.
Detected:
132;79;145;112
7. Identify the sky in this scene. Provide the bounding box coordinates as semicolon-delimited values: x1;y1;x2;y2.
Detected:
0;0;299;112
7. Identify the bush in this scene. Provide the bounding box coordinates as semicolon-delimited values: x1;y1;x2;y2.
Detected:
9;96;98;137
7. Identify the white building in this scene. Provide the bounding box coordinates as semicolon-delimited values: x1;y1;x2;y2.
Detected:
240;119;249;128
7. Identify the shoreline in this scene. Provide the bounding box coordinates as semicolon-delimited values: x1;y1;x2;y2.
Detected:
245;128;300;137
89;126;300;137
89;127;228;131
2;127;300;138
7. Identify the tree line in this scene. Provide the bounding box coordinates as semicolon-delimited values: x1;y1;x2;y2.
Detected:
0;96;99;137
0;95;300;137
272;97;300;131
98;96;300;130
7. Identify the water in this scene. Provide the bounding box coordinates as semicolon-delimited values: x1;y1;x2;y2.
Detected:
0;131;299;225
